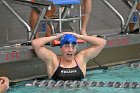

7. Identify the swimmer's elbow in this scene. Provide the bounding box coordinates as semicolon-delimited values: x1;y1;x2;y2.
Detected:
99;39;106;48
102;39;106;47
32;39;39;49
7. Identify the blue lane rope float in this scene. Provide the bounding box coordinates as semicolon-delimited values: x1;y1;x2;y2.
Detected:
25;80;140;88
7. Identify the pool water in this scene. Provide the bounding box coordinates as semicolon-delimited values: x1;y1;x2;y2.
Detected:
7;62;140;93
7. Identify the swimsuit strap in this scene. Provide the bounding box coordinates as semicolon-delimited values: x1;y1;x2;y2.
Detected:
73;58;78;65
59;57;61;66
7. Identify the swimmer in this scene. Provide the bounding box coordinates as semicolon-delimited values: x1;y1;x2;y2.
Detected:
32;32;106;81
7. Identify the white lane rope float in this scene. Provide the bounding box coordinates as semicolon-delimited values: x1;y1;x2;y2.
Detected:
25;80;140;88
129;63;140;68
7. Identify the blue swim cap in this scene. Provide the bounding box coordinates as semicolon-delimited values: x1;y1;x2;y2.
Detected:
60;34;77;48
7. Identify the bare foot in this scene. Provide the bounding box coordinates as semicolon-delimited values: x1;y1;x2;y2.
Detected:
80;31;87;36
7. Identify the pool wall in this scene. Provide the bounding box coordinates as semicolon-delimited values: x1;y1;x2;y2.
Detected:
0;34;140;82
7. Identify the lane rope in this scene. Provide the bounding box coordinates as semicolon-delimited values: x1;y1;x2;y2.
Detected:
129;63;140;68
25;80;140;88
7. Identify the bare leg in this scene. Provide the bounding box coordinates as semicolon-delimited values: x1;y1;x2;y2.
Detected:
30;6;56;38
80;0;92;35
30;9;39;38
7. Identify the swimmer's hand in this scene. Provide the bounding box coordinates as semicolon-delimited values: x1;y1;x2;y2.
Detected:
0;77;9;93
55;33;64;39
61;32;81;39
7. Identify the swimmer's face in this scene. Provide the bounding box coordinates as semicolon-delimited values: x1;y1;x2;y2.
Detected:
61;42;77;60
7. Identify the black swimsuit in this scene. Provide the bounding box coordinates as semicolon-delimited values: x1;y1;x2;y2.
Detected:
51;59;84;81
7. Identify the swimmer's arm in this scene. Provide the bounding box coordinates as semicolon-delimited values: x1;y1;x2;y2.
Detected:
76;35;106;63
32;35;61;62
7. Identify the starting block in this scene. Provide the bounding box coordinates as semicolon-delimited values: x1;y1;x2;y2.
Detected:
2;0;83;43
29;0;82;40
